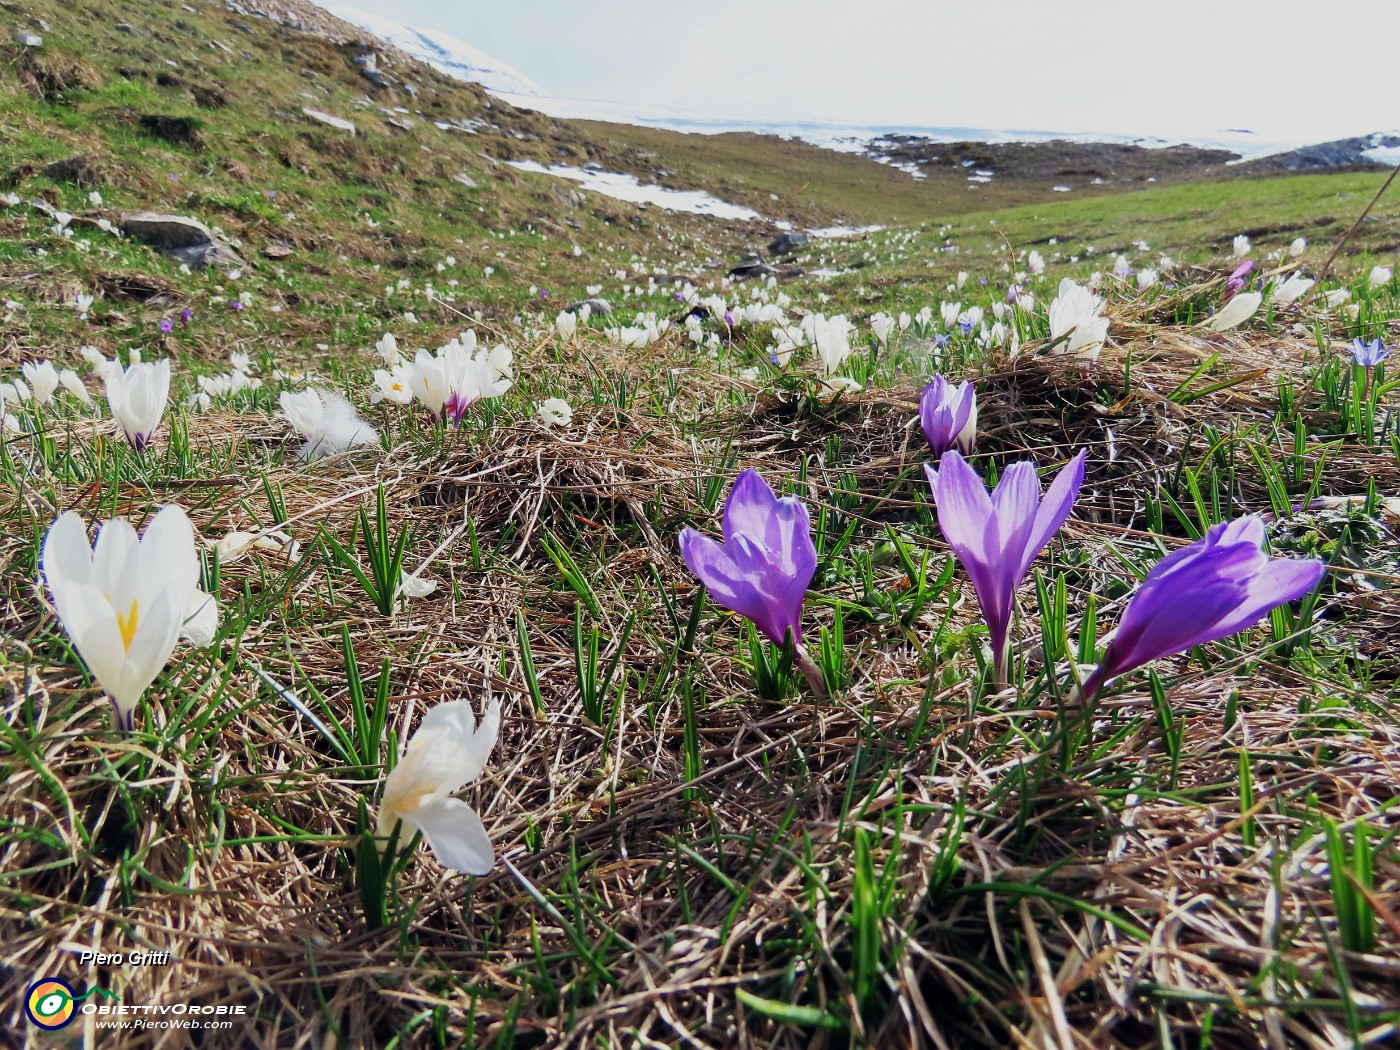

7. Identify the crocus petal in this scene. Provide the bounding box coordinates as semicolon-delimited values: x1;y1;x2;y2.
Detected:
42;511;94;590
1205;558;1326;641
402;796;494;875
680;528;768;628
1018;450;1087;578
722;469;779;544
926;453;993;564
181;591;219;645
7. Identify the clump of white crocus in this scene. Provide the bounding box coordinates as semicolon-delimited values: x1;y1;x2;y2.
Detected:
21;361;60;403
41;505;218;729
1232;235;1251;258
1370;265;1393;289
1047;279;1109;360
105;358;170;450
536;397;573;428
1205;291;1262;331
377;698;501;875
278;389;378;461
405;333;513;424
1272;273;1314;304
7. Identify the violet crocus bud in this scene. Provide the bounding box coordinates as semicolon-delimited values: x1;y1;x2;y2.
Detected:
158;318;174;334
1224;259;1254;299
180;307;193;327
926;450;1087;686
1080;517;1325;703
679;469;824;696
919;375;977;461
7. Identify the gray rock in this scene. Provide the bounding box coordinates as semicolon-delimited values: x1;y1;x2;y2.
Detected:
767;231;809;256
120;212;245;270
566;298;612;316
729;256;774;280
353;51;378;72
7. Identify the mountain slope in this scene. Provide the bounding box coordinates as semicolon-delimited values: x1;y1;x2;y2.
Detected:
330;6;550;98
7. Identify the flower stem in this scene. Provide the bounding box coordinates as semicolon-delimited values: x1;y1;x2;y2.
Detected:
793;644;827;700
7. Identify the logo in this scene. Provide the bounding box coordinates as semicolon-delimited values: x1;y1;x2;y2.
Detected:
25;978;78;1030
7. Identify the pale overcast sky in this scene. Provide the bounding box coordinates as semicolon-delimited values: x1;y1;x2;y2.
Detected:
337;0;1399;144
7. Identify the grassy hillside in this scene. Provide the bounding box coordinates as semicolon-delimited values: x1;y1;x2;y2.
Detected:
2;0;1399;1048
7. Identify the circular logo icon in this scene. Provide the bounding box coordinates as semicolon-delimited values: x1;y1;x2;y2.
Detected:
26;978;77;1030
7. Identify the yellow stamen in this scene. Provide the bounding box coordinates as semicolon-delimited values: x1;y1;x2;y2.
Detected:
115;599;139;649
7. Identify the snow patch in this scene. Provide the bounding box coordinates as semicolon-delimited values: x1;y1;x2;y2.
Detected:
505;161;763;221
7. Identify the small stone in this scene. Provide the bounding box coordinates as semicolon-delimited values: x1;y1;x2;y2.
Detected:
301;108;356;134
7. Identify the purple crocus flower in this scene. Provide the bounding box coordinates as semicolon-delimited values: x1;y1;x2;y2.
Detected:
926;449;1087;686
158;317;174;334
1224;259;1254;299
679;469;823;695
1081;517;1325;702
1350;337;1390;368
919;375;977;460
229;299;243;311
180;307;193;327
934;334;951;349
958;321;973;335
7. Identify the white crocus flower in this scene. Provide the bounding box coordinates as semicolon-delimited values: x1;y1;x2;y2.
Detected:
804;313;853;375
1232;235;1251;258
1369;265;1393;289
1027;250;1045;275
397;571;438;599
377;698;501;874
375;333;402;364
1136;268;1159;290
58;369;91;405
869;311;895;348
555;309;578;344
278;389;378;461
1323;288;1351;308
1047;279;1109;360
230;351;253;374
21;360;60;403
41;506;219;729
213;529;301;565
75;292;94;317
105;358;170;450
371;364;415;405
1288;238;1306;257
536;397;573;428
80;345;115;379
940;301;961;329
1205;291;1262;331
1272;273;1314;304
